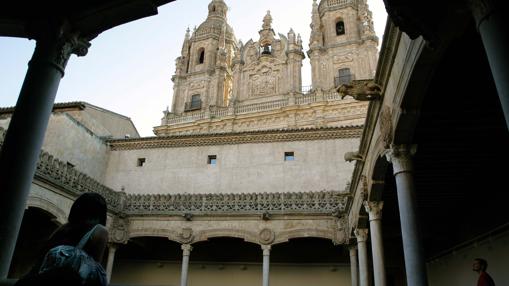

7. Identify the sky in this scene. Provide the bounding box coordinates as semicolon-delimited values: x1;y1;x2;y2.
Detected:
0;0;387;137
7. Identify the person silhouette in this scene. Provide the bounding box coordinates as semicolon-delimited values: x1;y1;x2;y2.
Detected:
15;192;109;286
473;258;496;286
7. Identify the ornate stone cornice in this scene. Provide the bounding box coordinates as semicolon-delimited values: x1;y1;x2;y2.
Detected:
108;126;363;150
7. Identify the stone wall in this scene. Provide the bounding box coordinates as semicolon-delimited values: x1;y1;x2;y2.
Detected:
0;113;110;182
104;136;359;195
112;262;351;286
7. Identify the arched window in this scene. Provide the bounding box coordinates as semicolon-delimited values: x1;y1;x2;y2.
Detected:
335;68;352;86
186;94;202;111
211;5;216;12
336;20;345;36
198;48;205;64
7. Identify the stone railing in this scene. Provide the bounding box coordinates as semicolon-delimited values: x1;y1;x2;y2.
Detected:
164;90;345;125
124;191;349;215
35;149;123;212
1;129;350;217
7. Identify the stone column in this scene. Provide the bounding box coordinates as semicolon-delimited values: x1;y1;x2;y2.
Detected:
349;245;359;286
0;24;90;278
469;0;509;129
385;145;428;286
354;229;369;286
180;244;192;286
364;201;386;286
261;245;271;286
106;243;118;283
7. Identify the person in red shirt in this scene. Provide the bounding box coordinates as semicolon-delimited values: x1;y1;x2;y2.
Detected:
473;258;496;286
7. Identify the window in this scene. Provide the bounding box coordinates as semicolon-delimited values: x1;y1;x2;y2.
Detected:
198;48;205;64
284;152;295;161
335;68;352;86
191;94;201;109
336;20;345;36
137;158;146;167
261;45;272;55
208;155;217;165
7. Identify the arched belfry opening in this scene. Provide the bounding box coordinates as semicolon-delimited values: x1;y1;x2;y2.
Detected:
335;20;345;35
198;48;205;64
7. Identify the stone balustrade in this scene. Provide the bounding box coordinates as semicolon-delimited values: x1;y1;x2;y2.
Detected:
163;90;345;126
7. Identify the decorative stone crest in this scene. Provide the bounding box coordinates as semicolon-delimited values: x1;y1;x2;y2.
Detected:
259;228;275;244
379;105;393;149
179;227;194;243
110;216;129;244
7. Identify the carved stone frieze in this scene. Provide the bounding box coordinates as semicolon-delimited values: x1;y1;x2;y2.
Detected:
124;190;349;216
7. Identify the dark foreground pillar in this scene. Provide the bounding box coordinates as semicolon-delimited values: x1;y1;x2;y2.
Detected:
0;24;90;278
470;0;509;130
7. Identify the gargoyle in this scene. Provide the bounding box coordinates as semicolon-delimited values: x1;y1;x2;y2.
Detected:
338;80;381;101
344;151;364;162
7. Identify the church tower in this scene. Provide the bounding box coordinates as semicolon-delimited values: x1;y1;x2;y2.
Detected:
171;0;237;115
308;0;378;91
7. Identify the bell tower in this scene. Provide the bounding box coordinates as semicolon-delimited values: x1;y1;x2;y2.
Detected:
171;0;237;115
308;0;378;91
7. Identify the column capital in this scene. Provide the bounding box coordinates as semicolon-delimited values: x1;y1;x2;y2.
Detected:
261;244;271;255
384;144;417;175
348;244;358;252
364;201;384;221
354;228;369;243
467;0;496;27
30;21;91;76
181;244;193;256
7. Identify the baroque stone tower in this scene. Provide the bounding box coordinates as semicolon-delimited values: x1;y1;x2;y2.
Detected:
171;0;238;115
156;0;372;136
308;0;378;91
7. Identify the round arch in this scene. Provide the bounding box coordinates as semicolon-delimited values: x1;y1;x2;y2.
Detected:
27;196;67;225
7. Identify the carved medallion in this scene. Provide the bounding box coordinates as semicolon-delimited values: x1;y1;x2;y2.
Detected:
179;227;194;243
259;228;275;244
110;216;129;244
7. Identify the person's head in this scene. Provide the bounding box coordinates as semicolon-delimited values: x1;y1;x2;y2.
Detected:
68;192;107;226
473;258;488;273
